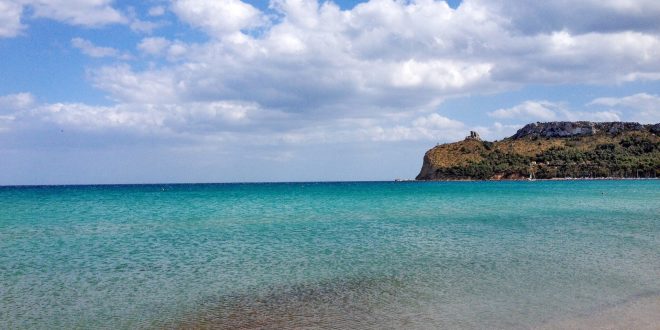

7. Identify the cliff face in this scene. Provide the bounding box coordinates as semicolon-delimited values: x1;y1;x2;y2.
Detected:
416;121;660;180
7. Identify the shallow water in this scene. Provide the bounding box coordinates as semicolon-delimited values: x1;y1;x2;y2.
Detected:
1;181;658;329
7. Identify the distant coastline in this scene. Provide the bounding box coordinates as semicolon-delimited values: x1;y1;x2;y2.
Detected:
398;177;660;182
416;121;660;181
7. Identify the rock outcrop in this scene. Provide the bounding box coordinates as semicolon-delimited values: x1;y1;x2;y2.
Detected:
416;121;660;181
511;121;649;139
465;131;482;141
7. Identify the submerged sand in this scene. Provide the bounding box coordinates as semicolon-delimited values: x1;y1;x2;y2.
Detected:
176;283;660;329
536;294;660;330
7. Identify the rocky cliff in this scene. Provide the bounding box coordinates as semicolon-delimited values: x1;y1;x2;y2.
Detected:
511;121;659;139
416;121;660;180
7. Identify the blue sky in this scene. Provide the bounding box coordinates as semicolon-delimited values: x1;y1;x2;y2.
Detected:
1;0;659;185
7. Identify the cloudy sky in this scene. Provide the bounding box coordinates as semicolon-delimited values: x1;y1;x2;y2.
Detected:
1;0;659;184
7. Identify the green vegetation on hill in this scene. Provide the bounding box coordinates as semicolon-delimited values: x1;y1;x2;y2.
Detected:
416;122;660;180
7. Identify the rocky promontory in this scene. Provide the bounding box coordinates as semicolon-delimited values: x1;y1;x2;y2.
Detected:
416;121;659;181
511;121;658;139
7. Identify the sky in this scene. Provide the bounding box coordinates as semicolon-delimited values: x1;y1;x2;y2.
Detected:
1;0;660;185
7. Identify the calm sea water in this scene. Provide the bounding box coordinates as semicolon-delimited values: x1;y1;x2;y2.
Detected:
1;181;658;329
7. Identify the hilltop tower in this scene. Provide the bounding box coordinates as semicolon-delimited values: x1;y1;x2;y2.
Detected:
465;131;481;141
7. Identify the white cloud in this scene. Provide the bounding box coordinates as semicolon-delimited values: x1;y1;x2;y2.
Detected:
534;31;660;84
490;122;524;137
352;113;466;143
590;93;658;108
28;0;125;26
0;90;469;147
166;42;188;59
390;60;492;89
98;0;507;110
5;97;283;136
71;37;132;59
138;37;171;56
0;0;127;38
0;0;24;37
412;113;464;130
489;101;560;121
0;92;35;112
87;0;660;113
5;0;660;184
476;0;660;34
56;0;657;149
276;112;466;144
0;92;34;132
172;0;265;37
129;19;159;34
147;6;165;17
489;99;623;124
91;65;180;103
562;110;621;122
472;122;524;141
4;1;660;154
136;37;189;61
589;93;660;123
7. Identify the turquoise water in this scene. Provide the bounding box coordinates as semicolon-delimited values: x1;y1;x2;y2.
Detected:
1;181;658;329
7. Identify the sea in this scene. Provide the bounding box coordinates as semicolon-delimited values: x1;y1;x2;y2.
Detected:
1;181;658;329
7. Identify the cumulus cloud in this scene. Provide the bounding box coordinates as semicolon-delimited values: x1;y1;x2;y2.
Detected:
490;101;560;121
5;0;660;184
512;31;660;84
489;99;623;124
589;93;660;123
124;8;161;34
471;122;524;141
0;92;35;112
91;65;180;103
563;109;621;122
71;38;132;59
390;60;492;89
137;37;189;60
591;93;659;108
95;0;506;112
1;95;288;138
390;112;466;141
82;0;660;118
351;113;465;143
478;0;660;34
0;92;35;132
0;0;24;37
4;1;660;153
171;0;266;37
0;90;470;149
27;0;125;26
137;37;171;56
148;6;166;17
0;0;137;38
249;112;466;145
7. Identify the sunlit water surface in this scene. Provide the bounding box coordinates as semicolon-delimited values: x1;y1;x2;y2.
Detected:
1;181;658;329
